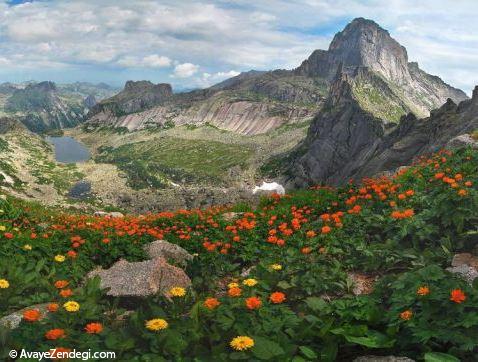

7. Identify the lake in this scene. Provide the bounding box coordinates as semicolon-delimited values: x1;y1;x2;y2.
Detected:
46;136;91;163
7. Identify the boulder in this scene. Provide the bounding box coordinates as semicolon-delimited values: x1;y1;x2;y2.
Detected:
348;272;376;295
447;253;478;284
143;240;193;266
446;134;478;149
87;257;191;297
353;357;414;362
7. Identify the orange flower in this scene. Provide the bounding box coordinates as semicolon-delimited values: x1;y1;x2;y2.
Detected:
45;328;66;340
47;303;59;312
59;289;73;298
434;172;445;179
269;291;286;304
321;226;331;234
417;286;430;296
306;230;316;238
245;296;262;310
54;280;69;289
450;289;466;303
457;189;468;196
405;190;414;196
85;322;103;334
203;297;221;310
400;310;413;321
228;287;242;297
301;247;312;254
23;309;41;322
464;181;472;187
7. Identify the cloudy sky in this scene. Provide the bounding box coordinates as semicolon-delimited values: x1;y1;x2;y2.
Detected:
0;0;477;94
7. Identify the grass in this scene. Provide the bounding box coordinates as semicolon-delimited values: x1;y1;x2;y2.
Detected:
96;137;255;189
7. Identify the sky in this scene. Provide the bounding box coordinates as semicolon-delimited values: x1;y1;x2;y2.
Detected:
0;0;477;94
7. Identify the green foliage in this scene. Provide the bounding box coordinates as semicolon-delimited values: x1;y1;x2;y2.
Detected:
0;148;477;360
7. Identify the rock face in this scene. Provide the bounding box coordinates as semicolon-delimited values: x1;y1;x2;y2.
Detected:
288;79;478;187
295;18;467;119
87;257;191;297
85;72;324;135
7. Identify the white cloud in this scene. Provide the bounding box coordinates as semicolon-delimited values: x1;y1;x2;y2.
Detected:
173;63;199;78
0;0;475;94
117;54;172;68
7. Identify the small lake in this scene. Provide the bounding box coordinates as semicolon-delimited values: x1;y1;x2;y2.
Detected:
46;136;91;163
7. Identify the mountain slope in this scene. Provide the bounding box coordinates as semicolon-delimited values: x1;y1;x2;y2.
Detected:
287;72;478;187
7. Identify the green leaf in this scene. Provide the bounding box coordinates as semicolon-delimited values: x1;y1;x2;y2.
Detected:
343;330;395;348
424;352;460;362
299;346;317;359
305;297;328;312
251;336;285;360
277;281;292;289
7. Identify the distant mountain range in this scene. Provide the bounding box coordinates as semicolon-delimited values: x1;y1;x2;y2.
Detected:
0;81;119;132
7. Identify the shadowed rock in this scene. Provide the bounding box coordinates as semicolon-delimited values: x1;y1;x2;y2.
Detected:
143;240;193;266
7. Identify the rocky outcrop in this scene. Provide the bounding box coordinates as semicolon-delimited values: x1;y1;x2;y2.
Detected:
87;257;191;297
447;253;478;285
84;94;97;108
288;80;478;187
295;18;467;119
87;81;173;118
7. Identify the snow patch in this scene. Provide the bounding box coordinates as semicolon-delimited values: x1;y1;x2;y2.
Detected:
252;181;285;195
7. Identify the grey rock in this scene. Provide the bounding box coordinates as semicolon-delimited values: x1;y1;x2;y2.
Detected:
446;265;478;285
353;357;415;362
143;240;193;266
87;257;191;297
94;211;124;218
447;134;478;149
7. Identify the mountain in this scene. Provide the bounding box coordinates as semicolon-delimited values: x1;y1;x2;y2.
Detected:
286;72;478;187
295;18;467;121
3;81;87;132
0;81;119;133
84;70;326;135
83;18;466;135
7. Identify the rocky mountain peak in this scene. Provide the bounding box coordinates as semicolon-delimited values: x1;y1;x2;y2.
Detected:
472;86;478;101
327;17;409;82
123;80;172;97
30;81;57;92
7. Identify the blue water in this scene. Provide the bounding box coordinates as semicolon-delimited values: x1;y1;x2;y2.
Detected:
46;136;90;163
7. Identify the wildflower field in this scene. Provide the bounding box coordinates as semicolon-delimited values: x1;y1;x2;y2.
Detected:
1;148;477;361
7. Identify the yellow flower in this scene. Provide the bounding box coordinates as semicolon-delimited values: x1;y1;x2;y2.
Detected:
23;244;32;251
0;225;6;231
63;301;80;312
228;282;239;289
230;336;254;351
0;279;9;289
169;287;186;297
270;264;282;271
243;278;258;287
54;255;66;262
145;318;168;331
